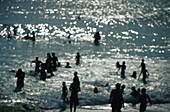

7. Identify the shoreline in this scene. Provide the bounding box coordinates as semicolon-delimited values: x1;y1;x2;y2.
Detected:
1;103;170;112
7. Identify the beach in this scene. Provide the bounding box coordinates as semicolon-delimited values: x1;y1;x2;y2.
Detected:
0;0;170;111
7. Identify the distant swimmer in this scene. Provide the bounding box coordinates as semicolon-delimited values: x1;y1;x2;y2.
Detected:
139;88;151;112
93;31;101;45
32;31;35;41
94;87;99;93
32;57;42;73
24;33;30;40
15;69;25;89
75;52;81;65
65;62;71;68
7;34;12;39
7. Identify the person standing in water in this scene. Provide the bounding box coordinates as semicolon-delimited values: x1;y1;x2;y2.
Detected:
139;88;151;112
61;82;68;102
109;83;124;112
69;76;81;112
138;59;149;83
121;61;126;78
75;52;81;65
51;52;58;69
15;69;25;89
46;53;54;76
93;31;101;45
32;57;42;73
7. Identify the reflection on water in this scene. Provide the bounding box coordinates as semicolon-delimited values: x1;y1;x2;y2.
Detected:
0;0;170;110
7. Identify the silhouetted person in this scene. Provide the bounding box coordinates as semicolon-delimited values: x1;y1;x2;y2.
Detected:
75;52;81;65
116;61;121;74
142;69;149;84
139;88;151;112
24;33;30;39
52;52;58;69
15;69;25;89
121;61;126;78
121;85;126;107
130;87;140;106
69;80;80;112
131;71;137;79
65;62;71;68
62;82;68;102
138;59;148;80
93;31;101;45
46;53;54;76
32;57;42;72
7;34;12;39
14;29;17;35
94;87;99;93
32;31;35;41
109;83;124;112
73;72;80;88
40;63;47;81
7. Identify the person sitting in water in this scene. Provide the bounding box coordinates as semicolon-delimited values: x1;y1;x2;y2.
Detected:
131;71;137;79
65;62;71;68
94;87;99;93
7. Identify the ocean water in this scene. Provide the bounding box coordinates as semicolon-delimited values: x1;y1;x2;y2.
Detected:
0;0;170;111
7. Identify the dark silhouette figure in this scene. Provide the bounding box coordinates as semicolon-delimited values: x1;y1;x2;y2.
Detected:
116;61;121;74
138;59;147;79
120;61;126;78
65;62;71;68
109;83;124;112
24;32;35;41
94;87;99;93
32;31;35;41
62;82;68;102
24;33;30;39
139;88;151;112
93;31;101;45
40;63;47;81
130;87;140;106
14;29;17;35
73;72;80;88
52;52;58;69
121;85;126;107
142;69;149;84
69;79;80;112
46;53;54;76
75;52;81;65
32;57;42;73
15;69;25;89
131;71;137;79
7;34;12;39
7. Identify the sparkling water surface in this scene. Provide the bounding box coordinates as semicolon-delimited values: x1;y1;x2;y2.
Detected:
0;0;170;110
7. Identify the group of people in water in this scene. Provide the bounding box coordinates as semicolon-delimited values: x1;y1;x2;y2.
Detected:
14;52;151;112
116;59;149;84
